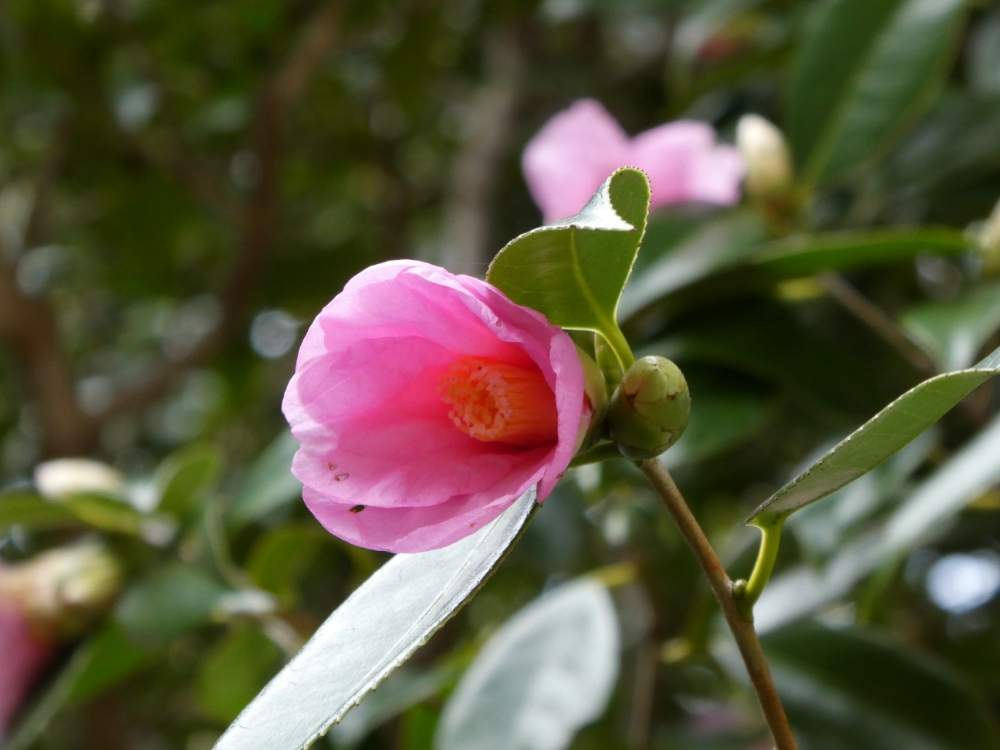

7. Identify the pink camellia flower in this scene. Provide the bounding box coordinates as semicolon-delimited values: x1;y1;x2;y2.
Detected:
282;260;588;553
523;98;744;222
0;600;50;737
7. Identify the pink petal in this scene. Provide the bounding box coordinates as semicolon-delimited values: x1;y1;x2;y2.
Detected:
301;460;548;553
283;261;586;552
522;99;630;222
630;120;742;207
686;144;745;205
0;604;50;735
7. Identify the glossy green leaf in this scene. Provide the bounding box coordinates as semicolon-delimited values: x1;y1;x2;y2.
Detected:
155;444;222;517
623;227;968;323
214;489;537;750
749;345;1000;522
760;622;997;749
756;413;1000;633
901;282;1000;370
746;229;969;279
437;579;619;750
487;168;650;363
227;431;301;528
790;0;967;183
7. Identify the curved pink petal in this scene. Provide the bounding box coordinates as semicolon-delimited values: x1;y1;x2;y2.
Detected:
283;260;586;552
522;99;630;222
0;604;50;735
686;144;745;205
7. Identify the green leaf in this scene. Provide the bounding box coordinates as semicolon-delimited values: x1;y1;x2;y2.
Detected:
437;579;619;750
623;227;968;323
745;229;969;280
789;0;967;183
328;666;451;748
749;345;1000;522
197;625;284;725
227;431;301;528
116;564;231;644
756;622;997;749
901;282;1000;370
155;443;222;517
0;491;77;531
246;522;329;606
6;624;152;750
487;168;650;365
0;490;150;536
214;488;537;750
621;211;766;319
756;413;1000;633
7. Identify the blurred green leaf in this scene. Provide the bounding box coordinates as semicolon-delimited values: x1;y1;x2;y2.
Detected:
749;345;1000;522
155;443;222;517
761;621;998;749
901;282;1000;370
246;522;329;606
487;168;649;361
756;413;1000;632
214;489;536;750
745;229;968;279
968;10;1000;96
7;624;152;750
664;382;773;469
620;211;766;319
437;578;619;750
0;490;149;536
328;667;450;748
790;0;967;183
227;431;301;528
116;564;231;644
0;491;76;531
624;227;968;323
197;625;284;725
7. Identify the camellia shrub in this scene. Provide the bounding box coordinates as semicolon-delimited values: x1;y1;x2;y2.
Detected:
1;2;999;750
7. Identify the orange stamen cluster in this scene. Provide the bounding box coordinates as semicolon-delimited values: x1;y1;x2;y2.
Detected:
439;357;558;446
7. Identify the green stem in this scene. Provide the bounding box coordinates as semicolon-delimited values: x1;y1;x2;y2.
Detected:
737;516;786;617
602;322;635;371
569;441;621;467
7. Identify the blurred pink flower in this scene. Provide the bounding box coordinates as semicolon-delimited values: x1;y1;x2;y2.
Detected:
0;602;50;737
283;260;587;553
523;99;744;222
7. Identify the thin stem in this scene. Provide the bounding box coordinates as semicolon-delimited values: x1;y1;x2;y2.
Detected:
638;459;798;750
819;273;936;375
603;323;636;371
737;516;786;617
569;441;621;467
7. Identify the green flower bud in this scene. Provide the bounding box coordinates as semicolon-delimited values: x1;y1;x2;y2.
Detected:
607;356;690;460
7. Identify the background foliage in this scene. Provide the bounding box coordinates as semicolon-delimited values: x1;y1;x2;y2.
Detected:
1;0;999;748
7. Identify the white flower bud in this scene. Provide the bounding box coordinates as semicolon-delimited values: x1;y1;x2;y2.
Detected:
736;114;794;200
34;458;124;499
978;197;1000;274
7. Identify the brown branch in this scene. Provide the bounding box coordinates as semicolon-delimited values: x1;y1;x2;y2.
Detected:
0;123;95;456
440;27;523;274
0;265;92;456
638;459;798;750
91;1;342;427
